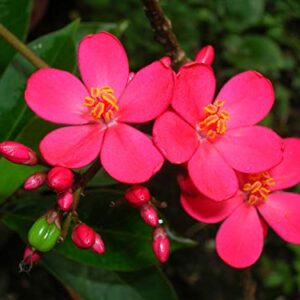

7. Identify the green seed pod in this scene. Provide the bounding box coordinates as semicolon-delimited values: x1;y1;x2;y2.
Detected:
28;216;61;252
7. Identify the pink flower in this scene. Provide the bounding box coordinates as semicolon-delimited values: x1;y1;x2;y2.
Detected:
25;32;175;183
153;62;283;200
180;138;300;268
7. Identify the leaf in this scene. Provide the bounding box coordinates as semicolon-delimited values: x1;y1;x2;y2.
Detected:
218;0;265;31
0;20;79;142
223;34;285;73
2;189;191;271
0;0;32;73
42;253;178;300
0;118;57;203
0;21;79;203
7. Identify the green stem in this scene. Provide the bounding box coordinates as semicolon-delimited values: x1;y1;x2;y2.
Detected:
0;23;49;69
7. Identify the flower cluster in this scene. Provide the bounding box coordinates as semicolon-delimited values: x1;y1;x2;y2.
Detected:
1;32;300;269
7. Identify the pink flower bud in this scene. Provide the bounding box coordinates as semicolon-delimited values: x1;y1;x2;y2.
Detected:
92;233;105;255
23;245;42;265
140;204;158;227
152;227;170;263
47;166;74;192
125;185;151;208
23;172;47;190
0;141;38;165
195;45;215;65
57;191;74;212
72;223;96;249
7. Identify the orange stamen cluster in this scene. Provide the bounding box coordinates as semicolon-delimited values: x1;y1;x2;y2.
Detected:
84;86;119;122
242;172;276;205
199;99;230;140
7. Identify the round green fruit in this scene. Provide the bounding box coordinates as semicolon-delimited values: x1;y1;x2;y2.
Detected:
28;216;61;252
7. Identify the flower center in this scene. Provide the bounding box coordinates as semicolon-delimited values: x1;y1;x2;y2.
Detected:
242;172;276;205
83;86;119;122
198;99;230;140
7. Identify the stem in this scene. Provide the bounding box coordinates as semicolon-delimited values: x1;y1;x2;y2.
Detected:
242;268;256;300
141;0;189;69
0;23;49;69
59;161;101;241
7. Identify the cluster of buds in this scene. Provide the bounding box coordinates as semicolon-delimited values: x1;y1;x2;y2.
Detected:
124;185;170;263
71;223;105;255
24;165;75;212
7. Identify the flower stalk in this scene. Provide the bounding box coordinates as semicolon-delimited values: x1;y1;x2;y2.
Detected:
141;0;189;69
0;23;49;69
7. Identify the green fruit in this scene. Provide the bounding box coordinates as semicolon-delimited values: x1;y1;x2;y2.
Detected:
28;216;61;252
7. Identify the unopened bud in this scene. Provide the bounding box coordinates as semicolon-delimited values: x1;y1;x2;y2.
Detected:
92;233;105;255
24;172;47;190
177;173;199;196
195;45;215;65
72;223;96;249
57;191;74;212
23;245;42;265
152;227;170;263
140;204;158;227
47;166;74;192
0;141;38;165
125;185;151;208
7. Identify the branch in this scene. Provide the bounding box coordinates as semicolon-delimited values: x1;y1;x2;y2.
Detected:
0;23;49;69
141;0;189;69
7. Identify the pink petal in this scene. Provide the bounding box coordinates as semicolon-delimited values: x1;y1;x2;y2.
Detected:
180;191;244;224
258;192;300;244
195;45;215;65
270;138;300;191
78;32;129;98
153;111;198;164
216;71;274;130
215;126;283;173
25;68;91;125
118;59;175;123
40;124;105;168
101;123;163;183
188;140;238;201
172;63;216;127
216;204;264;268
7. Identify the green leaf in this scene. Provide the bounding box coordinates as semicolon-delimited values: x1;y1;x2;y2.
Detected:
0;20;79;142
42;253;178;300
0;0;32;73
0;21;79;203
223;34;285;73
218;0;265;31
2;189;190;271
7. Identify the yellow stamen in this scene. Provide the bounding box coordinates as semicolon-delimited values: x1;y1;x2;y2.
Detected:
243;171;276;205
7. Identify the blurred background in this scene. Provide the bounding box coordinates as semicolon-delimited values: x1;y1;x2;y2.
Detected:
1;0;300;299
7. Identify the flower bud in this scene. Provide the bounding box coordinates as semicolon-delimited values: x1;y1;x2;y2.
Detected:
140;204;158;227
47;166;74;192
23;245;42;265
0;141;38;165
125;185;151;208
92;233;105;255
57;191;74;212
72;223;96;249
152;226;170;263
195;45;215;65
23;172;47;190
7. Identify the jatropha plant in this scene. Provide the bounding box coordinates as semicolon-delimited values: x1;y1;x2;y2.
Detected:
0;3;300;296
